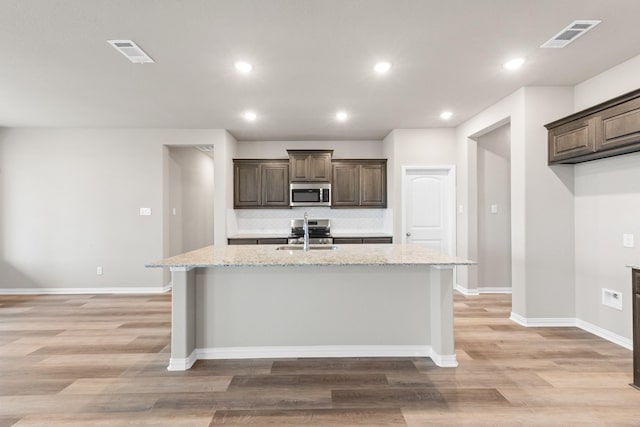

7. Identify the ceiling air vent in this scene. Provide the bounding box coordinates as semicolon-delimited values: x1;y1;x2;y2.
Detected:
540;20;601;48
107;40;155;63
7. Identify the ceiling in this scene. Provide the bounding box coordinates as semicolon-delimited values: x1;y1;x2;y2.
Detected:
2;0;640;141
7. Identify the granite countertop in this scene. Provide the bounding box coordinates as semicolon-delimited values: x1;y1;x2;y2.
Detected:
147;244;475;268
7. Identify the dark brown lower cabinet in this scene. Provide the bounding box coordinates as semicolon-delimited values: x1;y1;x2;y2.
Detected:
228;238;288;245
333;237;393;244
633;269;640;389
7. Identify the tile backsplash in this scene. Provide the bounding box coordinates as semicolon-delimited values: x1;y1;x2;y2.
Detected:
228;207;392;235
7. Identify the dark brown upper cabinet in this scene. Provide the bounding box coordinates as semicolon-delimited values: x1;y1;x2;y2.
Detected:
287;150;332;182
233;160;290;208
332;159;387;208
546;88;640;164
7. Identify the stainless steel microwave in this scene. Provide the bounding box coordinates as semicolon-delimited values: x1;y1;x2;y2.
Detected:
290;183;331;207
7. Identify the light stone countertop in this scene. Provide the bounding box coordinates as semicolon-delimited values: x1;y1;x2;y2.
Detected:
147;243;475;268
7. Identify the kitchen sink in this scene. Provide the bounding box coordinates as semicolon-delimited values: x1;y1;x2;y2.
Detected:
276;245;338;251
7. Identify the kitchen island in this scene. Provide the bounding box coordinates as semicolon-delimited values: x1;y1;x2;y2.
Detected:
147;244;473;371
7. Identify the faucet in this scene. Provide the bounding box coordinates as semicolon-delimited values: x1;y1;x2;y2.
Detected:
303;212;310;251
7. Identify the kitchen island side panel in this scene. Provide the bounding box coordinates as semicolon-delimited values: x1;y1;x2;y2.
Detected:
194;265;432;348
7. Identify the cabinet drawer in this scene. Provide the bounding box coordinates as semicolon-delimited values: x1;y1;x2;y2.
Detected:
333;238;363;244
363;237;393;244
257;238;288;245
228;238;258;245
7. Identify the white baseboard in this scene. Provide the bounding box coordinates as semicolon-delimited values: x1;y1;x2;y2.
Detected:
197;345;432;360
429;351;459;367
455;285;512;295
510;313;633;351
576;319;633;350
454;284;479;296
509;312;577;327
167;349;197;371
166;345;458;371
478;287;512;294
0;284;172;295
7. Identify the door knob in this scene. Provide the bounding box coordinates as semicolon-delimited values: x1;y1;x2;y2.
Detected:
406;232;411;237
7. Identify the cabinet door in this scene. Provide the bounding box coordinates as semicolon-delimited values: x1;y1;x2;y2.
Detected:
548;117;598;163
289;152;332;182
360;162;387;207
598;97;640;152
262;162;290;207
332;163;360;206
308;153;332;181
234;162;261;207
289;154;310;181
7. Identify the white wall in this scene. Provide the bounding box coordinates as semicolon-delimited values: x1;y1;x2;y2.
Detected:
575;54;640;111
456;87;575;319
572;52;640;341
0;128;230;291
168;147;214;256
235;140;384;159
477;124;511;289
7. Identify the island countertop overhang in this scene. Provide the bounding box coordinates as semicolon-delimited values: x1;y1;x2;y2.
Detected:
146;243;475;269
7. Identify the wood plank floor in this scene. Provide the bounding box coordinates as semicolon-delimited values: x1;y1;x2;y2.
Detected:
1;292;638;426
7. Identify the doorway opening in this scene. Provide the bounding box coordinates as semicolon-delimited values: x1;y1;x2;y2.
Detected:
474;123;512;294
166;146;215;257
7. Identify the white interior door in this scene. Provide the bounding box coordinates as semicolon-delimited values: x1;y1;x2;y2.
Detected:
403;167;455;255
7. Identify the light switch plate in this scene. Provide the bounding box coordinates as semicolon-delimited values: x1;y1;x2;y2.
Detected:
490;204;498;214
140;208;152;216
623;233;634;248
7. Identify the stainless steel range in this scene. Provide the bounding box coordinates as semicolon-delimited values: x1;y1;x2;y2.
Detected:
288;218;332;245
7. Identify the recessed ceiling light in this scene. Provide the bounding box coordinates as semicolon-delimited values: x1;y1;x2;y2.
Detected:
235;61;253;73
374;62;392;73
503;57;526;70
336;111;348;121
440;111;453;120
243;111;257;121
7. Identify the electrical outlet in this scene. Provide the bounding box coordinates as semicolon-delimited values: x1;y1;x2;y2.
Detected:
97;266;103;276
623;233;634;248
490;204;498;214
602;288;622;310
139;207;152;216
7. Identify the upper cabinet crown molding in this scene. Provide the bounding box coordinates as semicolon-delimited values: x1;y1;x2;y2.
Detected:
546;88;640;164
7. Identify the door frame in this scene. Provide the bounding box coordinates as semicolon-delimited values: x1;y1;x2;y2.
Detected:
401;165;456;256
